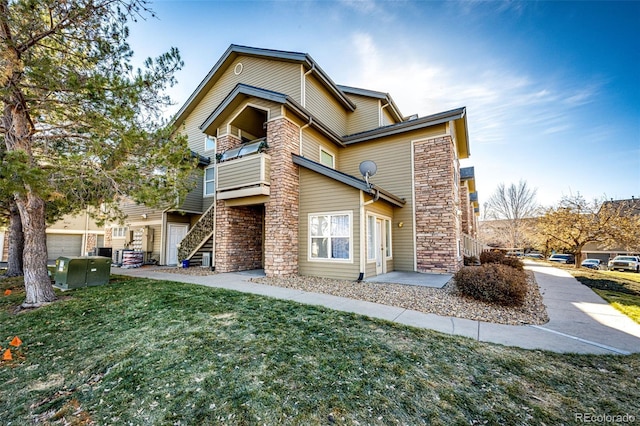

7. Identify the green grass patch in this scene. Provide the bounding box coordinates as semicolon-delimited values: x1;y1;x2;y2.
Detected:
564;266;640;324
1;276;639;425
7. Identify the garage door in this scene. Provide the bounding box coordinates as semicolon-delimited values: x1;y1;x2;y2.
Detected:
47;234;83;260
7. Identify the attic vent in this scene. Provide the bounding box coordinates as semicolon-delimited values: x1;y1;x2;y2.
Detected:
234;62;243;75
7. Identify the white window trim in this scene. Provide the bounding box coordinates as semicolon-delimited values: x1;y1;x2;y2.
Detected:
203;165;215;198
319;146;335;169
204;135;216;152
308;211;353;263
112;226;127;239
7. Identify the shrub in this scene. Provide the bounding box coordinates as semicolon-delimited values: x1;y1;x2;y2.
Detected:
480;250;506;264
454;263;528;306
480;250;523;270
464;255;480;266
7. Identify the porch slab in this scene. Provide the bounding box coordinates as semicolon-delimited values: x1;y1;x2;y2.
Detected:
364;271;452;288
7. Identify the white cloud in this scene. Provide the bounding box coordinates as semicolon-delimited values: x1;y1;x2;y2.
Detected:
343;33;598;146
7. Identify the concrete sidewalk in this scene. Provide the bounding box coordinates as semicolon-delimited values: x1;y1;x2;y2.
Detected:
112;263;640;355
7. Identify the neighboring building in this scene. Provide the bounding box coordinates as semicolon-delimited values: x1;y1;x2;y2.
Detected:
111;44;481;278
582;197;640;262
0;210;104;262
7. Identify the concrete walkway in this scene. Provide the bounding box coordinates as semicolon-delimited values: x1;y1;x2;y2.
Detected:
112;263;640;355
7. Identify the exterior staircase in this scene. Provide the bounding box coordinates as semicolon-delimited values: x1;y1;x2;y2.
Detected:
177;202;215;263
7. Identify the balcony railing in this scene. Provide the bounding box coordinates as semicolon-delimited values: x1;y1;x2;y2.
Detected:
217;152;271;200
462;233;485;258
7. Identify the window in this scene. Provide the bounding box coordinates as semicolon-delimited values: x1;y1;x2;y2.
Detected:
205;135;216;152
309;212;351;261
366;216;392;261
112;227;127;238
204;166;215;196
320;148;335;169
385;219;392;258
367;215;376;261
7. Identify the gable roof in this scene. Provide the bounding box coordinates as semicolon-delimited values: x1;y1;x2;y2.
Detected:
173;44;356;128
292;154;406;208
343;107;470;159
337;85;404;123
199;83;345;147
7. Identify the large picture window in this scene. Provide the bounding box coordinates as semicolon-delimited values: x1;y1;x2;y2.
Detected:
309;212;351;261
204;166;215;196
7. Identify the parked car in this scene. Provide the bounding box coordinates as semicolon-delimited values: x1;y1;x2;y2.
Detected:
506;251;524;258
548;254;575;264
581;258;603;270
607;256;640;272
525;253;544;260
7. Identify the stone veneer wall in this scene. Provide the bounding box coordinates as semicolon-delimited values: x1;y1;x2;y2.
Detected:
213;133;263;272
85;233;97;254
214;202;263;272
460;185;471;235
263;118;299;276
104;228;112;248
413;136;463;273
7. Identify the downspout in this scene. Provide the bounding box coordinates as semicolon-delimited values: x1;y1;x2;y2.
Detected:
380;102;389;127
301;64;315;108
299;117;312;156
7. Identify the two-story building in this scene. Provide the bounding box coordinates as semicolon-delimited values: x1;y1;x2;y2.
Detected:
108;44;481;279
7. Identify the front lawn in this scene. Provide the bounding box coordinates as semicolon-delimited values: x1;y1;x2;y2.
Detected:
565;266;640;324
1;275;639;425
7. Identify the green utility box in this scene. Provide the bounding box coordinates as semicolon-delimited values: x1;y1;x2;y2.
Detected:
54;256;111;290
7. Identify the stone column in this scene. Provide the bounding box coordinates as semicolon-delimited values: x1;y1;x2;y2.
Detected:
263;118;300;276
413;136;462;273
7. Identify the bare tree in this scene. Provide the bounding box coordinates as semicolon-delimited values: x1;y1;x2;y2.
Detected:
538;195;640;266
485;180;539;249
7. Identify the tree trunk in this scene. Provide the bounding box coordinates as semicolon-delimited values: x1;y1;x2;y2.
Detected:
15;192;56;306
4;199;24;276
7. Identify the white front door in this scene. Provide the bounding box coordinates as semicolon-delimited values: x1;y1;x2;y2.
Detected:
375;219;385;275
167;224;188;266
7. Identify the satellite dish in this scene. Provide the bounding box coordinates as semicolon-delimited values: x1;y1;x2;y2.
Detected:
359;160;377;187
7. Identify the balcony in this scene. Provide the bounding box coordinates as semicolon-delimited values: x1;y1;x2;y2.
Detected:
217;152;271;200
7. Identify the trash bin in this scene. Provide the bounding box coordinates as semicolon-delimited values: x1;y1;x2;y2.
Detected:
181;259;189;268
54;256;111;290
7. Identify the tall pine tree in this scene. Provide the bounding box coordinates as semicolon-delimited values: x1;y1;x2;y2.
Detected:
1;0;195;306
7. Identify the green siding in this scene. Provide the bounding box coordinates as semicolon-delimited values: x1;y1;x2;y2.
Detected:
299;168;361;280
345;94;380;135
301;127;339;164
305;75;347;136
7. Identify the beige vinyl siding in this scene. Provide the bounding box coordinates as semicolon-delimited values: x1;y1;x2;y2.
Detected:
180;170;205;213
217;154;270;191
47;212;102;231
181;56;301;153
301;127;339;164
339;125;447;271
382;107;396;126
298;168;360;280
120;201;163;222
345;94;380;135
216;98;281;138
305;75;347;136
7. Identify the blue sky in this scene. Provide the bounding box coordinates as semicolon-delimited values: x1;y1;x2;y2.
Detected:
129;0;640;208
